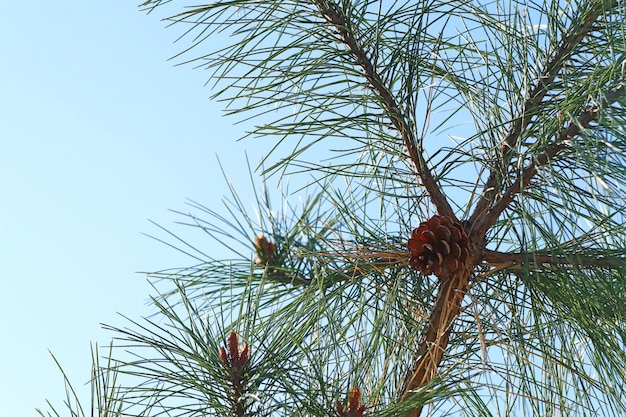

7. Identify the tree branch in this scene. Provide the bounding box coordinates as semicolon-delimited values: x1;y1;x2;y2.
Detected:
469;1;615;235
312;0;455;218
474;83;624;236
400;267;472;417
483;248;626;270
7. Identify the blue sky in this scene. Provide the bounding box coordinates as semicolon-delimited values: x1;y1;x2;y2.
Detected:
0;2;269;415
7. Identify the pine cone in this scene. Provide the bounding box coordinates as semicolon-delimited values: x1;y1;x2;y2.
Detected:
335;387;367;417
408;215;469;279
254;234;278;266
254;234;287;278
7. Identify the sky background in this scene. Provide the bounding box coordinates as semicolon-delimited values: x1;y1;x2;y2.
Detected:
1;2;271;415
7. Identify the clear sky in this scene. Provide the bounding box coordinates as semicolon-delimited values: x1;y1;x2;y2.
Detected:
0;2;268;415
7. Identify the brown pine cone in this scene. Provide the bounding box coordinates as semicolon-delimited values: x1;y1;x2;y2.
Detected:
408;215;469;279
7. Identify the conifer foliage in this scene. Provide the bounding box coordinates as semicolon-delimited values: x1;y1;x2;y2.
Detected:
40;0;626;416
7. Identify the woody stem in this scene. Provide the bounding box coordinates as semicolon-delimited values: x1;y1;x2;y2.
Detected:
400;266;472;417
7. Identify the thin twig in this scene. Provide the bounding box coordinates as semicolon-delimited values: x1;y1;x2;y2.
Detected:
313;0;455;218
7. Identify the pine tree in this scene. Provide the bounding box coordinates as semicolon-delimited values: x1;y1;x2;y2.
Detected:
40;0;626;416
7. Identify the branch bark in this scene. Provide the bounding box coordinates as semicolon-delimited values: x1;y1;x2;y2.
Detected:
483;249;626;270
400;266;472;417
313;0;455;218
